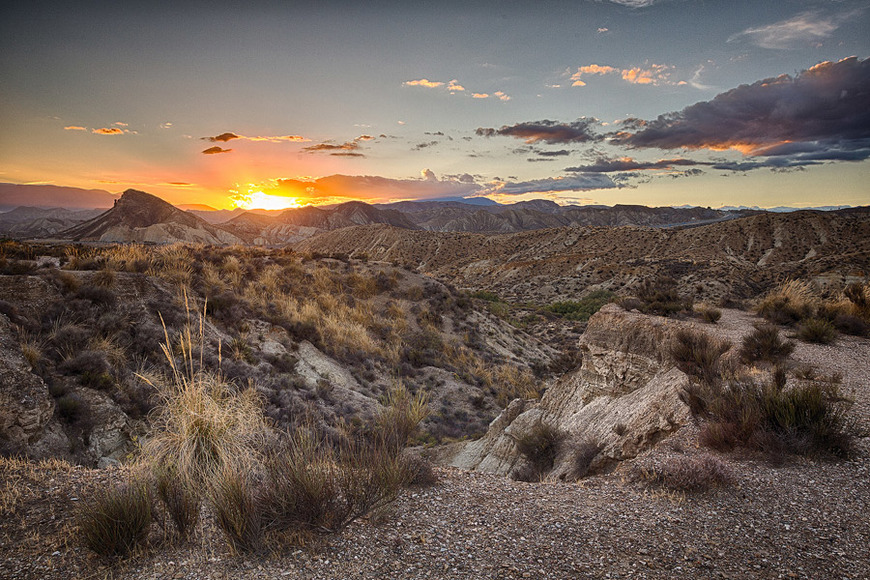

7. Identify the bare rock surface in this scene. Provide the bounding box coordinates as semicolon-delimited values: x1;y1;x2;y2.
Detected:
451;304;698;476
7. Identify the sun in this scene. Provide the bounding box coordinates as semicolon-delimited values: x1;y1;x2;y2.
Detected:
236;191;302;211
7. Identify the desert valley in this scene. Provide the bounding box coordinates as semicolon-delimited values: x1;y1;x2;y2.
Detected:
0;186;868;579
2;1;869;578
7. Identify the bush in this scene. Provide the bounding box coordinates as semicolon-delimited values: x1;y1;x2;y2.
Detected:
832;313;870;337
695;305;722;324
796;318;837;344
670;329;731;385
696;374;853;457
646;454;734;492
544;290;614;322
562;437;602;481
740;323;795;364
635;277;692;317
511;421;564;482
756;280;816;325
77;481;152;558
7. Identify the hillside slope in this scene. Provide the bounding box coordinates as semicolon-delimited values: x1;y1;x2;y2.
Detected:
294;207;870;303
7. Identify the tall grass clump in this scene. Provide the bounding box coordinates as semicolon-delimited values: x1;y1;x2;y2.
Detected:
138;300;266;496
756;280;817;325
77;479;152;558
796;317;838;344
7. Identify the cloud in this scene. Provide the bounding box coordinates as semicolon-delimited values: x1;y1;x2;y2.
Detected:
202;132;307;143
330;152;365;157
202;146;232;154
537;150;571;157
303;141;361;153
447;79;465;92
607;0;659;6
476;119;598;144
728;11;845;50
404;79;444;88
482;174;617;196
565;157;704;172
570;63;678;87
472;93;490;99
422;168;437;181
414;141;439;150
112;121;128;127
356;134;375;141
614;57;870;155
494;91;511;101
92;127;124;135
597;27;609;33
64;126;86;131
204;132;241;142
159;122;173;129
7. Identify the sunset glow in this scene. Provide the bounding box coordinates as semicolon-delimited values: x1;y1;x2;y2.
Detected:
234;191;303;211
0;2;867;210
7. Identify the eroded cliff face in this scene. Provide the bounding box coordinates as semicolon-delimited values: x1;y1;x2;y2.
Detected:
451;304;693;478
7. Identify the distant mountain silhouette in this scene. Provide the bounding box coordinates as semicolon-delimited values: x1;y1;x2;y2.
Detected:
62;189;243;244
0;183;117;211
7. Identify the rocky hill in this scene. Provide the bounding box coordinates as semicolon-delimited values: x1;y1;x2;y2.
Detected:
61;189;244;244
294;207;870;303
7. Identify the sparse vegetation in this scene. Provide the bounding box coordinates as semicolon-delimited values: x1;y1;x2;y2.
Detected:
796;317;838;344
670;329;731;385
641;453;734;492
510;421;564;482
77;479;153;558
545;290;614;322
740;323;795;364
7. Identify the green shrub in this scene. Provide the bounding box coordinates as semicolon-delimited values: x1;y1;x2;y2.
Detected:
635;277;692;317
78;481;152;558
796;318;837;344
739;323;795;364
544;290;614;322
470;290;500;302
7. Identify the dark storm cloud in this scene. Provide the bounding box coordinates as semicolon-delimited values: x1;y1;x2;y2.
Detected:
537;150;571;157
476;119;598;144
615;57;870;153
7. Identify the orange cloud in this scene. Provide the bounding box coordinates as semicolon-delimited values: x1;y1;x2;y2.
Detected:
472;93;489;99
92;127;124;135
112;121;128;127
404;78;444;88
64;126;86;131
580;64;618;75
447;79;466;92
494;91;511;101
621;64;671;85
203;132;308;143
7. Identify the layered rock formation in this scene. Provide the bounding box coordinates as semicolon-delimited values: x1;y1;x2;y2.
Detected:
451;304;694;478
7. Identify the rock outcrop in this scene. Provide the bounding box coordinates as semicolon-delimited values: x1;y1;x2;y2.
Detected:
451;304;694;478
0;314;69;459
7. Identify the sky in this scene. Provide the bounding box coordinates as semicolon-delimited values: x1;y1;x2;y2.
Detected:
1;0;868;210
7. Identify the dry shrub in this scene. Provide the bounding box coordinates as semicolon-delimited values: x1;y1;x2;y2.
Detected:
670;329;731;385
696;374;853;458
739;323;795;364
562;437;602;481
212;465;264;554
756;280;817;325
511;421;564;482
695;304;722;324
155;465;200;541
77;479;152;558
796;317;838;344
139;305;266;495
647;454;734;492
